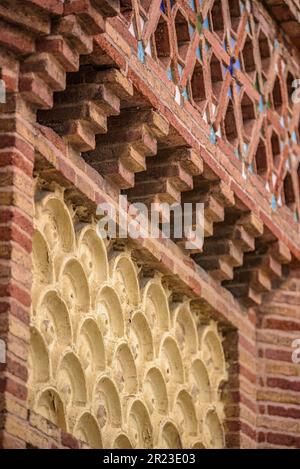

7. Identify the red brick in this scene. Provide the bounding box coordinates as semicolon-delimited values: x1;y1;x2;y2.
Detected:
0;377;27;400
61;431;80;449
268;405;300;420
267;377;300;393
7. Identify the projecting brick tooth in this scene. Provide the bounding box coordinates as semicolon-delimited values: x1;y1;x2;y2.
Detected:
80;0;120;17
21;53;66;91
183;188;226;224
177;180;232;256
243;287;262;307
175;148;203;176
199;257;234;282
203;218;214;238
136;163;194;192
251;269;272;293
92;159;134;189
233;225;256;252
210;180;235;208
177;181;227;254
204;239;244;266
58;119;97;152
195;239;242;281
226;212;261;259
99;125;157;156
64;0;106;34
225;239;292;305
106;109;169;139
39;101;107;129
236;212;264;238
106;144;147;173
67;68;134;100
0;18;36;55
230;268;272;293
192;205;264;284
24;0;64;15
41;95;107;151
127;179;181;204
87;143;147;188
53;15;93;55
84;108;169;189
202;194;225;223
38;80;122;153
98;70;134;100
53;83;120;115
150;148;204;177
223;263;272;306
122;147;201;210
226;283;262;307
269;240;291;264
262;254;282;279
0;1;51;35
19;73;53;109
37;35;80;72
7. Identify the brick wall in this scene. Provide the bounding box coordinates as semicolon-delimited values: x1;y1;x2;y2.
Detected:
257;269;300;448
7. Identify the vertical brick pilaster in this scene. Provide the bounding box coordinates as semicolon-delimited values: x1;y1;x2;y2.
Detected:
0;94;35;448
223;313;258;449
222;327;240;448
239;329;258;448
256;270;300;449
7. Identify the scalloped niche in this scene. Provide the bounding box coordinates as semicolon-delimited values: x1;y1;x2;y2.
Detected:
113;434;133;449
112;255;140;307
96;285;124;339
129;312;154;368
160;336;184;384
59;258;90;314
203;409;224;448
32;230;53;287
189;359;211;402
160;421;182;449
77;318;105;374
113;342;138;395
144;367;168;415
56;352;87;407
174;303;197;356
29;327;50;385
74;413;103;449
128;400;153;449
78;227;108;287
200;327;226;379
39;196;74;253
36;388;66;431
174;390;197;436
93;377;122;430
143;281;170;333
36;290;72;352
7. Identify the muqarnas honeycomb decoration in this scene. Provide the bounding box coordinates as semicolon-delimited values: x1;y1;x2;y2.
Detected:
28;185;228;449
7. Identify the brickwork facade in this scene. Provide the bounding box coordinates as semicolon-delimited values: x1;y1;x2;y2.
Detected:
0;0;299;449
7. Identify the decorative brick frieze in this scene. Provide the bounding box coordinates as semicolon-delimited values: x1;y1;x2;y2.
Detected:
25;185;231;449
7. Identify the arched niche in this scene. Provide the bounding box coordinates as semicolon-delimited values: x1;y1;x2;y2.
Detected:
74;412;103;449
77;226;108;288
111;254;140;307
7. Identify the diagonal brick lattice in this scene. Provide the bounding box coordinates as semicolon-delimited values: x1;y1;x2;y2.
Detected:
127;0;300;219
